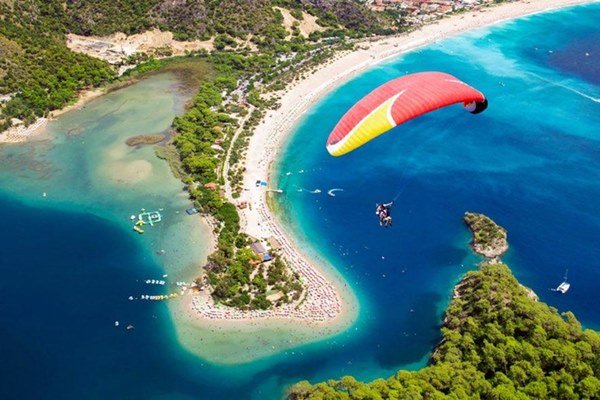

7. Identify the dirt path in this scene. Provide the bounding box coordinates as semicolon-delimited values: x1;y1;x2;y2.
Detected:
223;105;255;202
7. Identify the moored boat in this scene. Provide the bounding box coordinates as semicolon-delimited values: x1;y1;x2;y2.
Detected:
554;269;570;293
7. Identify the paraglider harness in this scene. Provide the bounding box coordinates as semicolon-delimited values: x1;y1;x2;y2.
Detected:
375;202;393;228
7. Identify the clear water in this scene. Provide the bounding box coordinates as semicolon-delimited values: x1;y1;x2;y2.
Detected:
0;4;599;399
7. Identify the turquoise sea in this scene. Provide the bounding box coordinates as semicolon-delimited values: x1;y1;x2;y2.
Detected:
1;4;599;399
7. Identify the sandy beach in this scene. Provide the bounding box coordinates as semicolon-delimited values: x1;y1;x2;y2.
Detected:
0;88;106;144
174;0;595;363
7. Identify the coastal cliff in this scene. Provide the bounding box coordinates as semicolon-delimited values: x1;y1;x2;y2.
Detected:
464;211;508;260
288;214;600;399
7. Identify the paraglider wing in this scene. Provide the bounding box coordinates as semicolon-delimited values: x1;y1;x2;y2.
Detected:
326;72;487;156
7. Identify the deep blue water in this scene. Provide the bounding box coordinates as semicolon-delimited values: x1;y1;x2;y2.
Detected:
1;4;599;399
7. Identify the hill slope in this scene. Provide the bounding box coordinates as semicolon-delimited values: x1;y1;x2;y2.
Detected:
0;1;115;129
63;0;390;39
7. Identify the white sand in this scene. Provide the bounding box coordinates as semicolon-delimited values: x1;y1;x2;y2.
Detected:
185;0;592;344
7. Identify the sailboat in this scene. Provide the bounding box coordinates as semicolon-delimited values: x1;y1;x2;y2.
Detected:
554;269;570;294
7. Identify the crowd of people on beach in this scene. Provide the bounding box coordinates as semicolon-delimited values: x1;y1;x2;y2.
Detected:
0;118;47;143
192;198;342;322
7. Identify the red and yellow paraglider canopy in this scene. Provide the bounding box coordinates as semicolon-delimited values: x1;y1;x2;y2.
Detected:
326;72;488;156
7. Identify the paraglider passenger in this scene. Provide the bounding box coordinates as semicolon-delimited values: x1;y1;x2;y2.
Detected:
385;216;393;227
376;201;394;227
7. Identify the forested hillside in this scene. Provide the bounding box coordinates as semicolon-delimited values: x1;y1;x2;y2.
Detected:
63;0;390;39
0;1;115;130
0;0;391;132
289;263;600;399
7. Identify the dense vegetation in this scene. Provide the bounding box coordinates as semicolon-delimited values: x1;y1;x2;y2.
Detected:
157;51;309;310
62;0;392;40
0;1;114;129
207;249;304;310
289;263;600;399
464;211;508;257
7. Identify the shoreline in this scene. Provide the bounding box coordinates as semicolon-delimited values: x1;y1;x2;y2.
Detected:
0;87;106;144
181;0;593;359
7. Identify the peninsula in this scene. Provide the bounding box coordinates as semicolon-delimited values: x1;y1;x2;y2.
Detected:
288;214;600;399
192;0;589;345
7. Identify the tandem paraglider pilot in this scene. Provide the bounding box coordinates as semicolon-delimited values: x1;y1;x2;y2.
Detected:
376;202;394;228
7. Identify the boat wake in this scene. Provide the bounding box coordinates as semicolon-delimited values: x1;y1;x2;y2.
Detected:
552;82;600;103
327;188;344;197
297;187;322;194
532;73;600;103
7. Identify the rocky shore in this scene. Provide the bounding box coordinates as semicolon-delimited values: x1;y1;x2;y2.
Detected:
463;211;508;261
454;211;535;307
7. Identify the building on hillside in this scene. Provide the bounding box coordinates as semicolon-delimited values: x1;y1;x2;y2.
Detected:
368;0;492;26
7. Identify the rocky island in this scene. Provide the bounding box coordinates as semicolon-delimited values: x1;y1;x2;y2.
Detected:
464;211;508;260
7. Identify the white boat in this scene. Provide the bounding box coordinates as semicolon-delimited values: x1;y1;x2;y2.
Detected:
556;281;570;293
554;269;570;293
